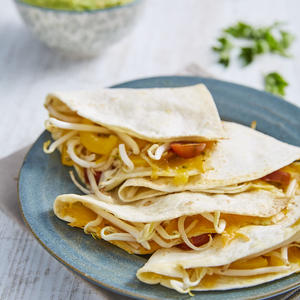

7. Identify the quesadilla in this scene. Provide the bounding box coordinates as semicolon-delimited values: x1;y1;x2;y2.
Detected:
54;189;290;255
44;84;225;200
137;196;300;293
118;122;300;202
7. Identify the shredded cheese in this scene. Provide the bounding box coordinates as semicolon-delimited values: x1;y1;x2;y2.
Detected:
286;179;297;198
156;225;180;240
47;105;82;123
212;265;290;276
182;268;207;288
44;130;77;154
117;132;140;155
178;216;213;251
119;144;134;171
69;171;91;194
86;168;113;203
147;143;170;160
94;209;150;250
84;215;102;234
46;117;110;133
201;212;226;234
101;226;137;242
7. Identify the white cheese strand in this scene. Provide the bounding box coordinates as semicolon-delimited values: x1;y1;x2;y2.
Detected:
127;242;140;250
67;139;106;168
69;171;91;194
47;105;82;123
46;117;110;133
178;216;213;251
100;226;137;242
119;144;134;171
286;179;297;198
82;153;96;162
84;215;103;234
138;222;159;242
213;265;291;276
152;233;180;248
98;168;121;187
95;148;119;172
44;130;77;154
86;168;113;203
147;143;170;160
117;132;140;155
156;225;180;240
185;220;199;234
95;209;150;250
182;268;207;288
147;144;159;160
213;211;226;234
281;246;289;265
201;212;226;234
169;280;190;294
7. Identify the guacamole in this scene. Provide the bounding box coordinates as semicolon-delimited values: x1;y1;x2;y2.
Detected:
21;0;135;11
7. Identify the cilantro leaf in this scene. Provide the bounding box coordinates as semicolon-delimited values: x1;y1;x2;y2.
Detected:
214;21;295;67
212;37;233;67
224;22;255;39
264;72;288;96
239;47;256;66
279;30;294;49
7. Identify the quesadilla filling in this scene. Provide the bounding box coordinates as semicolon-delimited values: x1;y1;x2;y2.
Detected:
44;99;300;200
58;200;284;255
138;244;300;294
118;164;300;202
44;99;214;195
228;163;300;198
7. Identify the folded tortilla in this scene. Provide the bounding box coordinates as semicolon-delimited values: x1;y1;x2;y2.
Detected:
54;189;290;255
136;196;300;293
45;84;224;142
118;122;300;201
44;84;227;200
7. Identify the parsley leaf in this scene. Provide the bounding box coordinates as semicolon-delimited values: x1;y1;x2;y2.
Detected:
264;72;288;96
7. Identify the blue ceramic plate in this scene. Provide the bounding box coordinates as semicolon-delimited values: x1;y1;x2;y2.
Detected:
18;76;300;300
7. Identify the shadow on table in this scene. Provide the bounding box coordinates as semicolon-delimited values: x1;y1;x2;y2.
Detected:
0;146;30;227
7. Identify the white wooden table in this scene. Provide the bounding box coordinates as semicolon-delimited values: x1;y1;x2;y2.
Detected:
1;0;300;299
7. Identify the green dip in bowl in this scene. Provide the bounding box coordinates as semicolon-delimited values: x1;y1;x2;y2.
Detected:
20;0;135;11
15;0;144;57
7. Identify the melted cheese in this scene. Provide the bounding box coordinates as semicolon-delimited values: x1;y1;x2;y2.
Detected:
288;246;300;264
63;202;97;227
230;256;268;269
61;143;73;166
60;203;273;255
268;255;285;266
151;151;205;183
200;274;219;288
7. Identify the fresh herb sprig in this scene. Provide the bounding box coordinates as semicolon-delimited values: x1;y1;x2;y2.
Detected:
264;72;288;96
213;22;295;67
212;37;233;67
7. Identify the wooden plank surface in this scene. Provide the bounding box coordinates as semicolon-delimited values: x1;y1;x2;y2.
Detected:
1;0;300;299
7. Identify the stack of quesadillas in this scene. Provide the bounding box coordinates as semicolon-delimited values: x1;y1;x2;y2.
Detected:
44;84;300;294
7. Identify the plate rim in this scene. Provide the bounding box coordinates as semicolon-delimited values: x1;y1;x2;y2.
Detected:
18;75;300;300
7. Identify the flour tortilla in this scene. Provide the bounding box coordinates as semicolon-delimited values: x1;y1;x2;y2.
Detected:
45;84;224;142
54;189;288;224
137;196;300;291
118;122;300;201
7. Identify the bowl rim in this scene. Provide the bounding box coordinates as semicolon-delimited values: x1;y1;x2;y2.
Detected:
14;0;143;14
